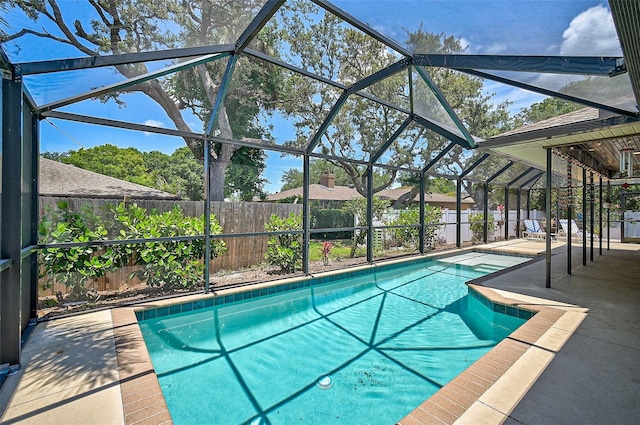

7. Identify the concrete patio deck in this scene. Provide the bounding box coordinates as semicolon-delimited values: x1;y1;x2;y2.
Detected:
1;239;638;424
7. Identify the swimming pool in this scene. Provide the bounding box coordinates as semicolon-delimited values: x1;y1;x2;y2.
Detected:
139;253;530;424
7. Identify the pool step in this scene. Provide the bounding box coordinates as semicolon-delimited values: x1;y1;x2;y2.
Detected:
473;264;504;274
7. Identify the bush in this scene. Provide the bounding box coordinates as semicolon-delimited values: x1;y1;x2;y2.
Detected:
424;205;443;249
311;207;353;239
387;208;420;248
39;201;226;297
387;205;442;249
39;202;117;299
265;212;303;274
112;203;226;289
469;213;496;242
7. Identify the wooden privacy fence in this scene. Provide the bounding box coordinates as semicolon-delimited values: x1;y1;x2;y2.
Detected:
39;197;302;293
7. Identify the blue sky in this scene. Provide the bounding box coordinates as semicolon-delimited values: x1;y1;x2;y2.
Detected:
2;0;623;194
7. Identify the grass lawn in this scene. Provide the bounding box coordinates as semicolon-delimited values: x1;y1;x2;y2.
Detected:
309;239;365;261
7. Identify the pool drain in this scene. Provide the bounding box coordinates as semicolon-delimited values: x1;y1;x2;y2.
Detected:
250;415;267;425
316;375;333;390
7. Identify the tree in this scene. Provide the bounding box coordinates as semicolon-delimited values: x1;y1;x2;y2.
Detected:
4;0;277;201
41;151;70;162
278;159;392;192
274;8;514;205
514;97;582;127
223;147;268;201
275;7;407;197
341;196;389;257
143;147;204;200
62;144;155;187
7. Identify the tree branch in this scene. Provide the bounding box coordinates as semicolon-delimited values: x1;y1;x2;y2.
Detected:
87;0;112;28
46;0;97;56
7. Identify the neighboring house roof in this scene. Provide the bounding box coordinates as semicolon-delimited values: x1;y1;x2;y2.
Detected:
494;107;600;139
267;184;360;202
39;158;180;200
376;187;475;205
266;184;473;205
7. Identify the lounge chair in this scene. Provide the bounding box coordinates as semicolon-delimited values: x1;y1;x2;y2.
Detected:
558;219;599;242
523;219;554;241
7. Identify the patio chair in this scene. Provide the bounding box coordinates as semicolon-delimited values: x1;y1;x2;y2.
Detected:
558;219;599;242
523;219;553;241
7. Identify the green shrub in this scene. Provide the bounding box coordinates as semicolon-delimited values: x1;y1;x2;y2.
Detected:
311;207;353;239
113;203;226;289
387;208;420;248
423;205;443;249
39;202;117;299
341;197;389;258
39;201;226;297
387;205;442;249
265;212;303;274
469;213;496;242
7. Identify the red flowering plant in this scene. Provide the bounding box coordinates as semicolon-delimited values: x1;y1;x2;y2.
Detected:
321;241;333;266
497;204;505;224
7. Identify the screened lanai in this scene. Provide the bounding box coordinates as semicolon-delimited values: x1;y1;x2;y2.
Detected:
1;0;640;380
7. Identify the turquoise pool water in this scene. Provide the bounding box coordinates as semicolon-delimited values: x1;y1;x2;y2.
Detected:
139;254;528;425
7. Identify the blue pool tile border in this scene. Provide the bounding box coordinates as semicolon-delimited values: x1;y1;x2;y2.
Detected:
467;285;534;320
135;252;535;322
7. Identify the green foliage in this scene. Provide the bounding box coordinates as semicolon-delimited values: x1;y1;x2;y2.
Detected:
514;98;582;127
342;197;389;257
39;201;226;297
63;144;155;187
387;208;420;249
429;177;456;195
424;205;444;249
39;202;115;298
310;207;353;239
469;213;496;242
111;203;226;289
264;213;303;274
143;147;204;201
386;205;443;249
224;148;268;201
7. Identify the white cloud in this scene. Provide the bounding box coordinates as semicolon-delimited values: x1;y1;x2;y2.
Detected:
483;43;508;55
560;5;621;56
143;119;164;128
458;37;472;53
143;119;165;136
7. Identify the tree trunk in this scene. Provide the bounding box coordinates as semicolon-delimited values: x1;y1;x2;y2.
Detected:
393;185;421;209
207;105;236;201
209;158;229;201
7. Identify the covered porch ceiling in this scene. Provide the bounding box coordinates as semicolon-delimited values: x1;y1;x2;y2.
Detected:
478;0;640;182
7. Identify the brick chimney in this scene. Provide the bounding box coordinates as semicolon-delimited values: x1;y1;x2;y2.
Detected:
320;172;335;188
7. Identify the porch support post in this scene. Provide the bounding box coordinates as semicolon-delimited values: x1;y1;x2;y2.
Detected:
545;148;552;288
516;189;522;238
599;176;603;255
419;172;425;253
302;154;310;274
456;178;462;248
504;186;509;240
1;75;24;366
367;166;374;262
607;180;611;251
567;162;572;275
582;167;587;266
483;183;489;243
590;172;594;262
204;140;211;293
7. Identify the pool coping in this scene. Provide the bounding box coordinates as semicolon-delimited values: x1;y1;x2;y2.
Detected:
115;250;586;425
